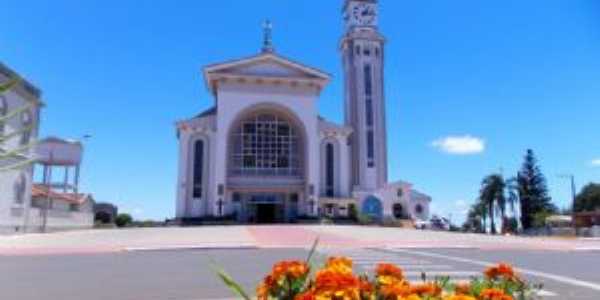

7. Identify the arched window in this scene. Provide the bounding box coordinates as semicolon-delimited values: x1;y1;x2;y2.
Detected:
393;203;404;219
14;174;26;204
325;143;335;197
230;112;301;177
20;110;32;145
362;196;383;221
192;140;204;199
364;64;375;168
415;204;424;215
0;95;7;135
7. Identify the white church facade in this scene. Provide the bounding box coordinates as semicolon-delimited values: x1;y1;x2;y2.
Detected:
175;0;431;223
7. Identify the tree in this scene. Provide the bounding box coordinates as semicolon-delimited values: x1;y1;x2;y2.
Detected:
463;203;484;233
516;149;556;229
574;183;600;212
479;174;506;234
115;213;133;228
506;178;520;218
348;203;358;222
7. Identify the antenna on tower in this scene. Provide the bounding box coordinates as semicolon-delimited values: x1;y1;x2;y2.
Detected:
262;19;274;53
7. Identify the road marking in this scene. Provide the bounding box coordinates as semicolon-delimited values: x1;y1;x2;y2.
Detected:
354;264;455;270
124;244;257;252
574;247;600;251
382;248;600;292
538;290;558;297
403;271;480;277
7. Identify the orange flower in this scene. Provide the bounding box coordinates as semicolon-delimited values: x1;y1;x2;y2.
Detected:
256;281;269;300
325;256;354;275
295;291;316;300
375;263;404;286
479;288;513;300
271;260;310;281
358;277;375;299
409;282;442;297
484;263;518;281
454;283;471;295
379;281;411;299
444;295;477;300
313;269;361;300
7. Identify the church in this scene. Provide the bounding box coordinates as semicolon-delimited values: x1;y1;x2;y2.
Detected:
175;0;431;223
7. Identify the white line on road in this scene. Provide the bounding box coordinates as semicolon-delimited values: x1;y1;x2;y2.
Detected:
403;271;480;277
574;247;600;251
538;290;558;297
124;244;257;252
383;248;600;292
354;264;455;270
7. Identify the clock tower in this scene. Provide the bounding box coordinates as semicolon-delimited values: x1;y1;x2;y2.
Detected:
341;0;388;191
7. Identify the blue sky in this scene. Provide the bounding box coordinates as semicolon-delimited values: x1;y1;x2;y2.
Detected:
2;0;599;222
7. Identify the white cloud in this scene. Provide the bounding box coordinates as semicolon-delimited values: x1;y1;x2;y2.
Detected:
432;135;485;155
455;200;468;209
591;159;600;167
132;208;144;217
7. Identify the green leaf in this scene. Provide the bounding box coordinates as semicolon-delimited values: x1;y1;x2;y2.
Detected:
0;79;18;94
209;263;252;300
0;102;33;123
305;237;320;264
0;157;35;172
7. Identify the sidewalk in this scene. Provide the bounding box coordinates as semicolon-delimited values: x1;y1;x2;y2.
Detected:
2;225;600;256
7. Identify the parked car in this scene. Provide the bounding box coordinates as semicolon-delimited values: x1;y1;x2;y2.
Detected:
430;215;451;231
414;219;431;230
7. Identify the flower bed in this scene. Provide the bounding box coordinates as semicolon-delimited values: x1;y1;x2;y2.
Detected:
215;243;542;300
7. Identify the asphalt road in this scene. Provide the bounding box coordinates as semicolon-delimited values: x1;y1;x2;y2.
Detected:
1;247;599;300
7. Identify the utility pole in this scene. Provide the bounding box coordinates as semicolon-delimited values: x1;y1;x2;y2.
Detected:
558;174;577;227
41;151;53;233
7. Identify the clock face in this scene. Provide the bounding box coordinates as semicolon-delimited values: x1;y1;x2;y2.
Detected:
352;3;377;26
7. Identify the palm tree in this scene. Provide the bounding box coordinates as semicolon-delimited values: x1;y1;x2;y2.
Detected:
476;200;488;233
506;178;520;216
480;174;506;235
505;177;521;231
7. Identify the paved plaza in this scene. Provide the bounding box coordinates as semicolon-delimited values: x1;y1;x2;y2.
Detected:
1;225;600;255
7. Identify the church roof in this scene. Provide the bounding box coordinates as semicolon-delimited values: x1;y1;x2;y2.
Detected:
32;184;92;205
195;106;217;118
203;52;331;94
0;61;44;106
318;117;353;136
410;189;432;201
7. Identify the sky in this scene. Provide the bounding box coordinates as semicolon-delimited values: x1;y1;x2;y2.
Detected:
2;0;599;223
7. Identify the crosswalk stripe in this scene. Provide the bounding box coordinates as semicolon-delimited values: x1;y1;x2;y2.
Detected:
354;264;454;271
538;290;558;297
352;259;433;264
404;271;480;277
319;248;561;294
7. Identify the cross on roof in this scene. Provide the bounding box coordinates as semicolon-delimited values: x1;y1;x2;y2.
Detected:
262;19;274;53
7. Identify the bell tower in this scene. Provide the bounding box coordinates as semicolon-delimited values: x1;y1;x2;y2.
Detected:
341;0;388;191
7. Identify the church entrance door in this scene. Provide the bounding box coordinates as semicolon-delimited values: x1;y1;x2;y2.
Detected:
256;204;277;224
247;194;284;224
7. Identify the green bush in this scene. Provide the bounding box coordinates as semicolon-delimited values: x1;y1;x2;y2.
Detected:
348;204;358;221
115;213;133;228
357;213;374;225
532;211;552;228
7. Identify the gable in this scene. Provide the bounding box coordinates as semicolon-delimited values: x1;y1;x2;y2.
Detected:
226;60;308;78
203;53;330;93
